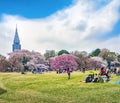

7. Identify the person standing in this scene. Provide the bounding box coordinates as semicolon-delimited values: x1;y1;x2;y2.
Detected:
66;68;71;80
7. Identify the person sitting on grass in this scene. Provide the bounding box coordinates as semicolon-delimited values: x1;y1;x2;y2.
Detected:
116;68;120;76
85;74;93;83
100;67;110;82
89;71;94;80
100;67;106;75
98;75;104;83
92;73;99;82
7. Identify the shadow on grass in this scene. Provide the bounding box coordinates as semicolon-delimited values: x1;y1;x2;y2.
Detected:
0;87;7;95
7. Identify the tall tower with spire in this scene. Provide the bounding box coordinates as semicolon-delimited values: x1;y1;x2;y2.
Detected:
12;25;21;52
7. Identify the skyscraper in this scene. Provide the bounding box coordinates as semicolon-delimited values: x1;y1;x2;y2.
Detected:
12;25;21;51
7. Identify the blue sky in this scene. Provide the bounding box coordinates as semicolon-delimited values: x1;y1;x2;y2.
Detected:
0;0;72;18
103;20;120;39
0;0;120;56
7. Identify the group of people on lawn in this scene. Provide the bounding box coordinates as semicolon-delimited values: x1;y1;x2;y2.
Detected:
66;66;110;81
65;65;120;83
85;68;110;83
85;66;120;83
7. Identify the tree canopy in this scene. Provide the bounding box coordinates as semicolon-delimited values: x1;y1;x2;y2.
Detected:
58;49;69;56
89;48;101;57
50;54;77;70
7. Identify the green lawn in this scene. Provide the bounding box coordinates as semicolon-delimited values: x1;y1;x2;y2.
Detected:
0;71;120;103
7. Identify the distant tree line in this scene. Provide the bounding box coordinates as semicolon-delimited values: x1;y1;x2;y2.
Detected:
0;48;120;72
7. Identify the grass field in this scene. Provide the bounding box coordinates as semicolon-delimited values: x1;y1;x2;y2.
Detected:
0;71;120;103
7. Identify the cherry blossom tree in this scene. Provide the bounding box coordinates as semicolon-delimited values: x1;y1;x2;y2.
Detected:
72;51;91;71
50;54;78;71
8;50;32;71
26;59;49;71
0;55;10;72
99;48;117;66
8;49;47;72
90;57;108;70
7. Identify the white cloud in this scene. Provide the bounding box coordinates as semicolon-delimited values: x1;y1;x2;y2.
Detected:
0;0;120;56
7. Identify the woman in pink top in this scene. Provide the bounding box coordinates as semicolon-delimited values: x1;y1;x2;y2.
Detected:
66;68;71;80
